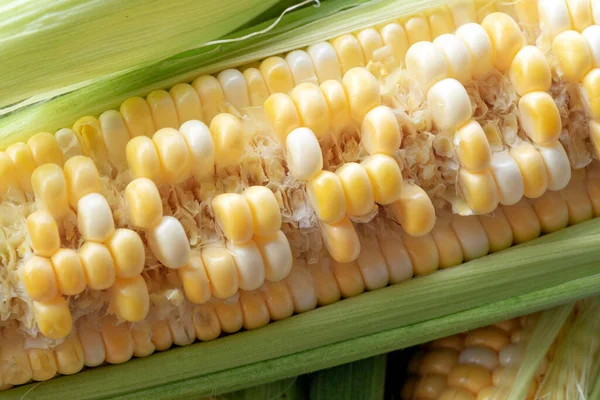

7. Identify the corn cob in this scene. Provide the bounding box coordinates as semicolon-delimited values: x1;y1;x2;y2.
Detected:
401;298;600;399
1;0;600;395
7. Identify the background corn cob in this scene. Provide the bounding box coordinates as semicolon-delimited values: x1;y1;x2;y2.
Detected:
1;0;600;397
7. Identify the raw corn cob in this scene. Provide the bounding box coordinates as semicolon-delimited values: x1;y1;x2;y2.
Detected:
400;298;600;399
1;0;600;396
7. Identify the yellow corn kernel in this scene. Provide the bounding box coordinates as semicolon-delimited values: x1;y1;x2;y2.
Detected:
307;170;346;224
120;97;156;137
192;75;225;124
0;152;24;202
533;191;569;233
320;216;360;264
79;242;116;290
239;290;271;330
514;0;539;26
209;113;244;170
458;169;499;215
111;276;150;322
131;321;156;358
562;169;593;224
428;7;455;38
26;210;60;258
404;15;432;44
212;193;253;243
537;141;571;191
243;186;281;237
147;216;190;270
510;142;548;199
342;67;381;123
481;13;525;72
169;315;195;346
478;209;514;253
255;231;293;282
455;23;494;80
146;90;179;130
307;258;342;306
169;83;203;123
5;142;35;193
361;105;402;155
51;249;86;296
52;332;84;376
518;92;562;145
336;162;376;217
150;320;173;351
64;155;101;211
406;41;448;93
440;388;476;400
72;116;110;167
217;69;250;111
27;344;57;382
331;34;365;74
285;50;318;86
261;280;295;321
356;235;389;290
454;120;492;172
33;295;72;339
331;259;365;298
178;251;212;304
431;218;464;269
591;119;600;157
192;304;222;341
420;348;459;375
21;255;58;302
106;229;145;278
390;182;436;236
378;231;414;283
226;240;264;292
243;68;270;107
202;243;239;299
213;299;244;333
449;364;493;393
290;83;330;138
401;376;416;400
77;193;115;243
565;0;593;32
307;42;342;83
502;200;542;243
490;150;525;205
552;30;593;82
587;161;600;215
77;317;106;367
125;177;163;230
361;154;403;205
125;136;164;183
509;46;552;96
498;343;524;367
430;334;464;351
403;233;440;276
264;93;301;143
320;79;351;135
580;68;600;119
379;22;409;65
356;28;384;63
101;318;134;364
452;215;490;261
31;163;70;219
433;34;472;83
27;132;64;167
413;373;447;398
474;0;498;21
284;261;318;313
260;56;294;94
449;0;477;27
152;127;192;184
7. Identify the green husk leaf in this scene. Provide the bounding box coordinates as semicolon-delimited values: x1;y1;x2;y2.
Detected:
0;0;447;147
507;304;574;400
0;0;298;110
214;377;307;400
3;219;600;400
590;360;600;400
307;355;387;400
